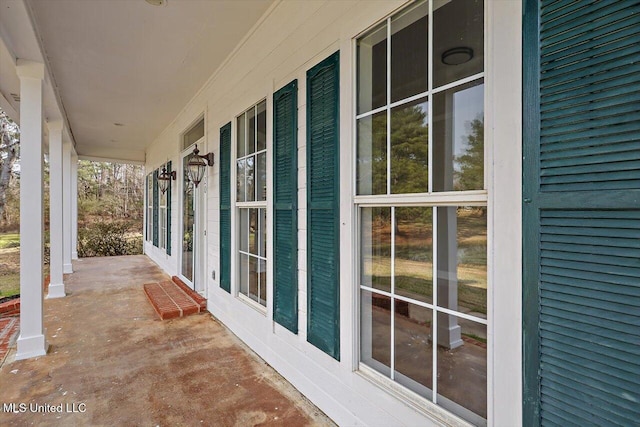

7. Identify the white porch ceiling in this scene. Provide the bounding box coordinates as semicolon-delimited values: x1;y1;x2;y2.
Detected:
25;0;273;163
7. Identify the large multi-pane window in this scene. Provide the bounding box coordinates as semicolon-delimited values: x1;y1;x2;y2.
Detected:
237;100;267;306
356;1;487;425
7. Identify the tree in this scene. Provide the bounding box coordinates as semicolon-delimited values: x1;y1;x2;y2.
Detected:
0;109;20;222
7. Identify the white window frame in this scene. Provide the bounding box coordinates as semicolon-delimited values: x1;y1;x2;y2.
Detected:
354;1;490;426
235;99;268;312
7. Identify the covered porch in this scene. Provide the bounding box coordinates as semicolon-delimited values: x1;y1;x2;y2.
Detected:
0;255;331;425
0;0;271;360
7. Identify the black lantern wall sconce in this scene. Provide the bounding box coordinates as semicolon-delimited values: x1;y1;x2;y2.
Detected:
157;165;176;194
186;144;214;187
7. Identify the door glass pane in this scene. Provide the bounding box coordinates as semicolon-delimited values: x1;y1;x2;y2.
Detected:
357;111;387;195
391;0;428;103
360;290;391;377
182;156;195;282
395;207;432;304
433;0;484;89
433;80;484;192
391;97;429;194
357;21;387;114
361;207;391;293
183;118;204;151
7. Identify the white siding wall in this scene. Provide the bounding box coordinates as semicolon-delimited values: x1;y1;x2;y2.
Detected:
144;1;522;425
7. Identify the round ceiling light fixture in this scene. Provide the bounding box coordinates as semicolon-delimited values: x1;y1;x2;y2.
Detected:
145;0;167;6
441;47;474;65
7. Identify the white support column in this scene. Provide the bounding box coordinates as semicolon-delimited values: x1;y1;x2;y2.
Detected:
15;60;48;360
71;151;78;260
63;141;73;273
47;121;65;298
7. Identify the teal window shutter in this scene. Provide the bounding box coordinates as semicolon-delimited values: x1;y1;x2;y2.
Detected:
152;169;159;247
306;52;340;360
273;79;298;333
523;2;640;425
220;122;232;293
166;161;172;256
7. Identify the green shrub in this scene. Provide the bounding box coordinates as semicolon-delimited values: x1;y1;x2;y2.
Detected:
78;222;142;257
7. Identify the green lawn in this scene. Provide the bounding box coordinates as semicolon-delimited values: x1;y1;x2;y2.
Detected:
0;247;20;298
0;233;19;249
0;232;57;298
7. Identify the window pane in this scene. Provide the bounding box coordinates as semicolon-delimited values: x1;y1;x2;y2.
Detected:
357;21;387;114
433;0;484;89
246;156;255;202
240;253;249;296
391;98;428;194
249;256;259;302
437;318;487;424
236;159;246;202
239;209;249;252
395;207;432;304
357;112;387;195
391;0;428;103
237;114;246;158
257;152;266;201
249;208;258;256
360;290;391;376
247;106;256;155
433;80;484;192
361;207;391;293
259;258;266;306
259;208;267;258
394;302;433;397
257;100;267;152
436;206;487;317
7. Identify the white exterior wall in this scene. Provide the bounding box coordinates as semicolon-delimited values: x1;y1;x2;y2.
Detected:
144;1;522;425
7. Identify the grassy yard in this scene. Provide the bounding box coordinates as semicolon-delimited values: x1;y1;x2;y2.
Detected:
0;233;51;299
0;233;19;249
0;244;20;298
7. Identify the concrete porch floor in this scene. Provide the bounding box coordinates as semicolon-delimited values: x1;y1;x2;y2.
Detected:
0;255;333;426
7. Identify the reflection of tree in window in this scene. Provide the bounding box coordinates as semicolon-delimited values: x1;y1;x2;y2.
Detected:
454;117;483;191
390;103;428;194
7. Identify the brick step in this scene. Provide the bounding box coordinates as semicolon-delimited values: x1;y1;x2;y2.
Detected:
143;280;205;321
0;298;20;318
171;276;207;310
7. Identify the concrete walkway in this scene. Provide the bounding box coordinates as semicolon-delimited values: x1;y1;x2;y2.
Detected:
0;256;333;426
